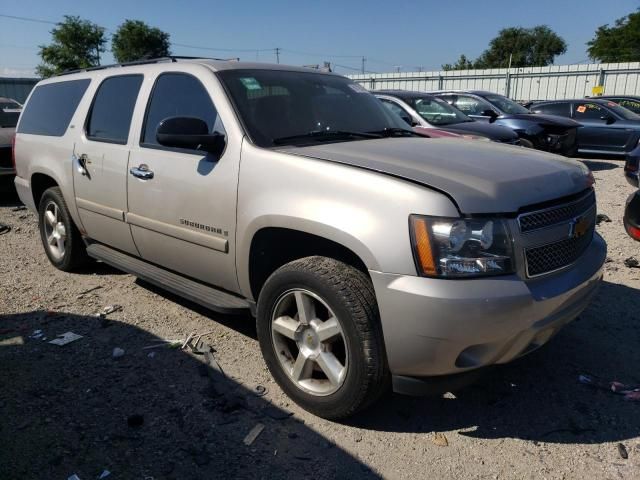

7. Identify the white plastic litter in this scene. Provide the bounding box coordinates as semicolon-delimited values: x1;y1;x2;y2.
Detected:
49;332;83;346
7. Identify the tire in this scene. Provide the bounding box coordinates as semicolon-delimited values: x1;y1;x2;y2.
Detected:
519;138;535;149
256;256;389;420
38;186;89;271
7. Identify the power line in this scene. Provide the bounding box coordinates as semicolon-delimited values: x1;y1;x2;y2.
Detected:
0;13;56;25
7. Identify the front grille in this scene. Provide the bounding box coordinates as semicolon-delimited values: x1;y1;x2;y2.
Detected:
525;223;594;277
518;190;595;233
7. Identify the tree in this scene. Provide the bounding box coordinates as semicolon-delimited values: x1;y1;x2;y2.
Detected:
441;25;566;70
442;54;475;71
37;16;106;78
111;20;171;63
587;10;640;62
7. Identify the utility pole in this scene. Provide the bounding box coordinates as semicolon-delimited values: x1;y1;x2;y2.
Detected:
361;56;366;74
275;47;280;64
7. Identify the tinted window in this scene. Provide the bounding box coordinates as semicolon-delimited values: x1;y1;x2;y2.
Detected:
603;101;640;121
142;73;224;148
0;101;21;128
410;97;470;126
531;102;571;117
573;102;607;121
86;75;142;143
218;69;406;147
17;79;90;136
482;94;530;114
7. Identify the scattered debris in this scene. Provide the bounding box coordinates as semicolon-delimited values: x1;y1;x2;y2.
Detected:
243;423;265;446
579;374;640;401
618;443;629;459
11;205;27;211
443;392;457;399
68;475;82;480
624;257;640;268
0;223;11;235
142;340;182;350
596;213;612;225
96;305;123;318
78;285;103;296
147;351;156;358
98;470;111;479
112;347;125;358
29;329;44;339
254;385;268;397
49;331;83;346
127;414;144;428
0;336;25;346
432;432;449;447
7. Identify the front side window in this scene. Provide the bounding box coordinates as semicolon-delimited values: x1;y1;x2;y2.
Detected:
86;75;143;143
451;95;495;116
218;69;406;147
482;94;530;115
410;97;471;126
613;98;640;115
17;79;90;136
381;99;412;126
142;73;225;149
573;102;607;121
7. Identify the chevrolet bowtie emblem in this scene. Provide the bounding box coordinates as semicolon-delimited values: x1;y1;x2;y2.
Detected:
569;215;590;239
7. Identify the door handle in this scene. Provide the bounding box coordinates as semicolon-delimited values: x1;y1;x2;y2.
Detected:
130;164;154;180
73;153;90;178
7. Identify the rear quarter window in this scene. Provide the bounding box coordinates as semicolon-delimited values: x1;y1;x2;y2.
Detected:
531;102;571;117
17;79;90;136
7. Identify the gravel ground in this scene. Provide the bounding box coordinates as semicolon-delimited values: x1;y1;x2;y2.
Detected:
1;158;639;480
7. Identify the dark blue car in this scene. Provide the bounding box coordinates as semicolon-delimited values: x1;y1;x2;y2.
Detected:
530;98;640;186
433;90;580;156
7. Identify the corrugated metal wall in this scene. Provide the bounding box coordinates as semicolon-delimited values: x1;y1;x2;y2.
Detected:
348;62;640;101
0;77;39;104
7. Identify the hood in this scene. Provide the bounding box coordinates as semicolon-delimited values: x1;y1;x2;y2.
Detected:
499;113;580;128
438;121;518;142
280;138;591;214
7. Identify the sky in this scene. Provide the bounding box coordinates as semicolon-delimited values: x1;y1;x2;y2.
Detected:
1;0;638;77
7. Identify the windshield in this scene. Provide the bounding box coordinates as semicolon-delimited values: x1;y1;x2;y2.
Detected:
605;101;640;121
483;94;530;114
409;97;471;126
217;69;407;147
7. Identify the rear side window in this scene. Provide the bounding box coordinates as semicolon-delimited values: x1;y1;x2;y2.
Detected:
141;73;224;149
17;79;90;136
532;102;571;117
86;75;143;144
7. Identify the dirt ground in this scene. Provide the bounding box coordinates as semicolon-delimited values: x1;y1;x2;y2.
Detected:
1;158;639;480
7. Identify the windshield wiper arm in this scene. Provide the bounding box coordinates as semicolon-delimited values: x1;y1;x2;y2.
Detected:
272;130;382;145
368;127;426;137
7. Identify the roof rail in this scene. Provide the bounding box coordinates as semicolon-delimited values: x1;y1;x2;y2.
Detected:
58;56;239;76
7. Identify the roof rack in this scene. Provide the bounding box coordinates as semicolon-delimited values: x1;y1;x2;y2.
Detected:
59;56;239;76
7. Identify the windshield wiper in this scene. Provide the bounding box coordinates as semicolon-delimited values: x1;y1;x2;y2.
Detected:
272;130;382;145
368;127;426;137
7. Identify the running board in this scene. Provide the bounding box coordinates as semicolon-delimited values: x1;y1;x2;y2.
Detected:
86;243;250;314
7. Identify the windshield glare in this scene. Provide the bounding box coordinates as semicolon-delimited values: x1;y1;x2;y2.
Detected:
410;97;470;125
483;94;530;114
218;69;407;147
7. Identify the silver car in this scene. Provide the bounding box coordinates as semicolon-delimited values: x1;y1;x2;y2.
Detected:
14;58;606;419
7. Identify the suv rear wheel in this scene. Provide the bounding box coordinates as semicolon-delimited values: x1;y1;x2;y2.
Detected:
256;256;388;419
38;187;89;271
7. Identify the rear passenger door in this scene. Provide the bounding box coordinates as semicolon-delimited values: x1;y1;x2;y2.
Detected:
126;72;240;292
73;74;143;255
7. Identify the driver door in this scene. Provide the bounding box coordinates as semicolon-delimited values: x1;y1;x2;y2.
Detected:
126;72;240;292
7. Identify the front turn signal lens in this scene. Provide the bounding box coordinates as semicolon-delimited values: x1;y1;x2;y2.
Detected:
410;216;437;275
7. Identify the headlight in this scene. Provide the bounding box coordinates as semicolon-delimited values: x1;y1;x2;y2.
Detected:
409;215;514;277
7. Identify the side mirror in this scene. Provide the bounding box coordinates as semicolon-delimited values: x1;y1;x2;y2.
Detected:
156;116;226;156
481;109;498;120
601;115;616;124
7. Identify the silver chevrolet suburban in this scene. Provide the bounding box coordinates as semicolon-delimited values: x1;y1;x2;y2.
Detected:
14;57;606;419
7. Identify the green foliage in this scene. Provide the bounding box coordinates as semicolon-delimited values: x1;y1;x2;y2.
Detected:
441;26;566;71
587;10;640;62
37;16;106;78
442;54;475;71
111;20;171;63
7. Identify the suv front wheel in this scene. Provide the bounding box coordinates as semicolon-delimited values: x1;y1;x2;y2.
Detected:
38;186;89;271
256;256;388;420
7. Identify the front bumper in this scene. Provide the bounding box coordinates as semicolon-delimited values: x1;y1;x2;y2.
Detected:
370;233;606;390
